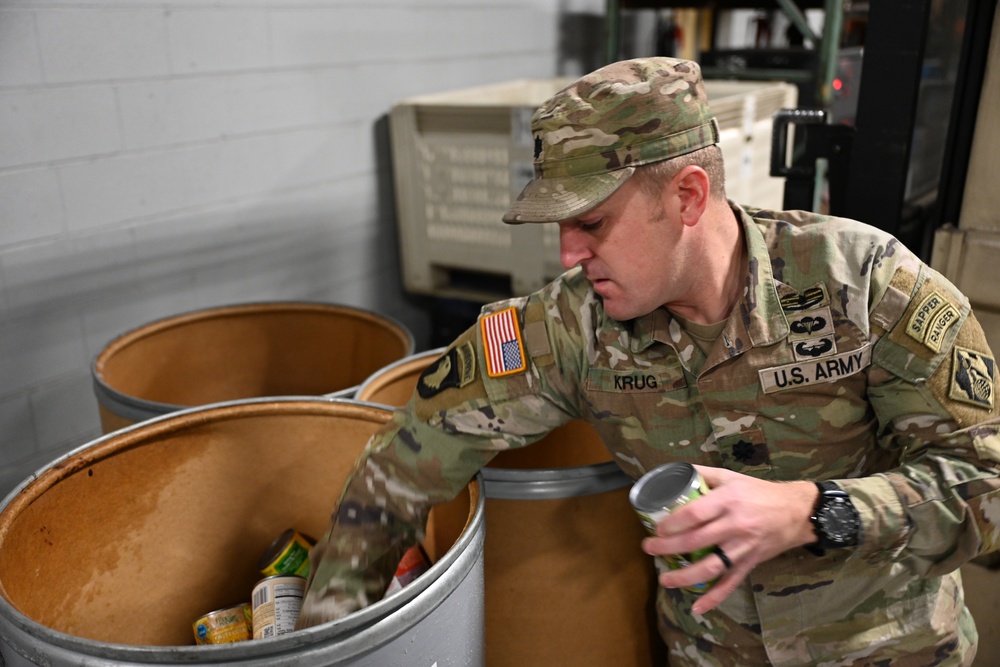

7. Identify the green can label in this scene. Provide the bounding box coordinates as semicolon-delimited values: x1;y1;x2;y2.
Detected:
629;462;718;594
259;529;315;578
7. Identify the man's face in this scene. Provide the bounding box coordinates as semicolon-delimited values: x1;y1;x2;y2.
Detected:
557;176;686;322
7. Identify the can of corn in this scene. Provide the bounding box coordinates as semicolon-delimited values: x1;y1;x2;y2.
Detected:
192;602;252;645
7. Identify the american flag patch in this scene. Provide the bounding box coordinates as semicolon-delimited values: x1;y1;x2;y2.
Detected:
481;307;527;378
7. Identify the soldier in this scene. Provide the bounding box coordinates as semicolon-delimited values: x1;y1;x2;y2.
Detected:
297;57;1000;666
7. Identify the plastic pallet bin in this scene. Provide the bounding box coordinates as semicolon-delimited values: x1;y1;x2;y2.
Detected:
390;77;797;301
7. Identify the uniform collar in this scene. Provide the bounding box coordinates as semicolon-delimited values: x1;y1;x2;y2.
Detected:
630;202;789;355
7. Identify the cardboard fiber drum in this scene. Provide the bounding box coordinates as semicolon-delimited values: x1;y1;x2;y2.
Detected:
0;398;484;666
357;352;664;667
91;302;415;433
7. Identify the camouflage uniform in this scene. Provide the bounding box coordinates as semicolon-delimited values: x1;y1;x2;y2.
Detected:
300;59;1000;666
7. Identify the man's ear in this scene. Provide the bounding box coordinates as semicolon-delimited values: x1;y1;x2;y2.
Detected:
673;166;710;227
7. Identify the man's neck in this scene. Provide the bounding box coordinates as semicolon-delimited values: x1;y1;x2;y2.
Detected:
668;204;746;325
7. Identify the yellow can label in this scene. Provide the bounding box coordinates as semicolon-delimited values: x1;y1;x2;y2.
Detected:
193;604;252;645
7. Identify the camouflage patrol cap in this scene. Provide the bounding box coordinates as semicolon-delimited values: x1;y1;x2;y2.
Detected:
503;57;720;224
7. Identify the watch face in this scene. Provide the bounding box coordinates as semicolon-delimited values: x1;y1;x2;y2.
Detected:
819;497;859;544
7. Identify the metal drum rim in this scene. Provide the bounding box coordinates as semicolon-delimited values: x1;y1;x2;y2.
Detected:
0;396;485;664
480;460;632;499
353;347;447;403
89;301;417;418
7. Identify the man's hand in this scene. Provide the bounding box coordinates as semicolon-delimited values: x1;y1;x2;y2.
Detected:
640;465;819;615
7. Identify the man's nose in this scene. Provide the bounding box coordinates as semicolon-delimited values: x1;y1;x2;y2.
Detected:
559;226;591;269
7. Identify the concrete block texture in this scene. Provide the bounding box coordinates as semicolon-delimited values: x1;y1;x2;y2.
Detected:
0;0;583;497
35;8;171;83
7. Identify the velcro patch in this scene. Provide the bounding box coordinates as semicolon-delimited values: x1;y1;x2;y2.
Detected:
759;344;871;394
950;346;996;409
417;342;476;399
481;306;527;378
586;365;688;393
870;272;913;334
523;299;553;367
779;284;828;312
787;306;835;340
792;336;837;361
906;291;960;351
924;304;960;352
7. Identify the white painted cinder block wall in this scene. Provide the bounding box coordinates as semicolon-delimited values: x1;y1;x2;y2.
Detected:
0;0;607;498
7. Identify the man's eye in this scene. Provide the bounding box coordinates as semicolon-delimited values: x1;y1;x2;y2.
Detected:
579;219;604;231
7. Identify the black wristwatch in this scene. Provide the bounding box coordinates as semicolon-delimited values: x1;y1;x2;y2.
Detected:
806;480;861;555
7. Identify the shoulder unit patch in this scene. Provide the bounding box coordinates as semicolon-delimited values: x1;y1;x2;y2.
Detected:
417;342;476;399
950;346;996;409
481;306;527;378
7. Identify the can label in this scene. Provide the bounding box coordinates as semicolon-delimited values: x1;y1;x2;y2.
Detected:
629;462;718;594
192;603;252;645
384;544;431;596
251;575;305;640
259;529;315;578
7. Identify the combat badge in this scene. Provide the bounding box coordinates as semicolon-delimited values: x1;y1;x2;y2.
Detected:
779;284;828;312
949;346;996;409
481;306;527;378
417;342;476;399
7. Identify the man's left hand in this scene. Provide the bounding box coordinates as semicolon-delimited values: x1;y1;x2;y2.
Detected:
640;465;820;615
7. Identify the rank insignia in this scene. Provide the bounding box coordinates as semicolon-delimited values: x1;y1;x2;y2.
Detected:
718;429;770;469
950;346;995;409
417;342;476;399
732;439;769;466
481;306;527;378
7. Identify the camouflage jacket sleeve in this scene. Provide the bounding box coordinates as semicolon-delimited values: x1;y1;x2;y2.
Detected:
838;250;1000;575
298;291;583;628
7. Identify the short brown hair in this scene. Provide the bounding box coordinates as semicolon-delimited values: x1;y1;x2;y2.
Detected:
632;145;726;201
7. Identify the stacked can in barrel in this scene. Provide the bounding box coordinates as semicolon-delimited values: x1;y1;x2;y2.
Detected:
190;527;433;644
190;528;313;644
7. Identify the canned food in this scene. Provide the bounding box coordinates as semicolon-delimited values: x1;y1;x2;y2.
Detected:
251;574;305;640
384;544;431;597
258;528;315;578
629;461;718;593
192;603;252;645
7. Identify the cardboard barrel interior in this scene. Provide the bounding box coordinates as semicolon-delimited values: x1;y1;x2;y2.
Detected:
357;350;664;666
91;302;415;433
0;398;483;666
